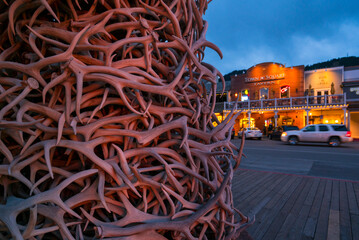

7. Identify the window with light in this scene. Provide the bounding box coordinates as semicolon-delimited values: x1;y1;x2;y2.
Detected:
280;85;290;98
260;88;269;99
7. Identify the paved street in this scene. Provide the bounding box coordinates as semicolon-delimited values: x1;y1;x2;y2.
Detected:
231;138;359;239
232;137;359;181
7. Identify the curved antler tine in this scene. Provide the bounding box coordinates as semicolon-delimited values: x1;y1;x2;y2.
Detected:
0;0;249;238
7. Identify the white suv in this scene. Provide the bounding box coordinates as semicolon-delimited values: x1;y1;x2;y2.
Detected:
280;124;353;147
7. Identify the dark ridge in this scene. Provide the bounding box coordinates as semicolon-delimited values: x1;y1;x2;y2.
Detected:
225;56;359;79
304;56;359;71
223;69;247;81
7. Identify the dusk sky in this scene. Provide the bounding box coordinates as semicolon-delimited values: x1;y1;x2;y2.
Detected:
203;0;359;75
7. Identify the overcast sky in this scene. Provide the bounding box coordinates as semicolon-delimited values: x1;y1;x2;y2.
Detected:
203;0;359;75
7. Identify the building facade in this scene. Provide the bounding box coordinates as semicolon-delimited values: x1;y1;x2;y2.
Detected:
227;63;349;136
230;62;304;101
343;66;359;138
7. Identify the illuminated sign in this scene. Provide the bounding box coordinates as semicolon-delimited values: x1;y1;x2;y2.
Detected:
253;81;277;86
280;85;290;93
241;89;249;101
245;73;285;82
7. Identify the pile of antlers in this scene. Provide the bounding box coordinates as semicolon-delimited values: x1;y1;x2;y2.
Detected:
0;0;251;239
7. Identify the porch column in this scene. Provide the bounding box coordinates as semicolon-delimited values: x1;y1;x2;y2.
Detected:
348;111;351;130
305;109;310;126
274;110;278;127
343;107;347;126
247;111;251;128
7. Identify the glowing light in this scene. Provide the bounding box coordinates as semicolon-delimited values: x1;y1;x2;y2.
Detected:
309;113;312;116
325;120;329;123
335;120;339;123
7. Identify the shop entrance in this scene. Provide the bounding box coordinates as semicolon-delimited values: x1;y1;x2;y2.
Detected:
240;118;255;129
281;116;294;125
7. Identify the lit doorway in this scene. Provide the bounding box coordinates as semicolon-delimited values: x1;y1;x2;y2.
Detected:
316;89;329;104
240;118;255;129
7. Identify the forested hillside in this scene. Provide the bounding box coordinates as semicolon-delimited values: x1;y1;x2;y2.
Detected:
304;56;359;70
223;56;359;81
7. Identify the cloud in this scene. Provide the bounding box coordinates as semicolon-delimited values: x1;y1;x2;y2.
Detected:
206;21;359;74
290;22;359;66
203;0;359;75
227;46;276;70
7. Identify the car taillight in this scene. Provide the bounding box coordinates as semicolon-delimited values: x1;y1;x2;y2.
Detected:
346;131;351;137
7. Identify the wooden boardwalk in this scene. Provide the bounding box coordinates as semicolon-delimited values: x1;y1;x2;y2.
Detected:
232;169;359;240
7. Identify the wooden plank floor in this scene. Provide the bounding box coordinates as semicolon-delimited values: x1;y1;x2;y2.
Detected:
232;169;359;240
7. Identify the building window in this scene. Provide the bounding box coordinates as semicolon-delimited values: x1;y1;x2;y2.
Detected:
280;85;290;98
271;89;276;98
260;88;269;99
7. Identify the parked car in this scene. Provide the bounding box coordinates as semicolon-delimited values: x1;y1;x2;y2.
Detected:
240;127;263;140
268;125;299;140
280;124;353;147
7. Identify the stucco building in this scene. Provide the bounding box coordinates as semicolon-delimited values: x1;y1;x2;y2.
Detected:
343;66;359;138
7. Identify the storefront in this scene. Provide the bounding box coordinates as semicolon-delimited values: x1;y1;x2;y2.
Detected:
343;66;359;139
231;62;305;101
304;66;343;97
230;62;305;131
303;66;347;126
228;63;348;134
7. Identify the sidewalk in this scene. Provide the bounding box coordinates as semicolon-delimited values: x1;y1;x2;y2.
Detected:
232;169;359;240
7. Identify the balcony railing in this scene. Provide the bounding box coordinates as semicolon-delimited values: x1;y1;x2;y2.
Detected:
224;94;346;111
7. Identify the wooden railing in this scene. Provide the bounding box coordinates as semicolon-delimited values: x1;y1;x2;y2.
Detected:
224;94;346;111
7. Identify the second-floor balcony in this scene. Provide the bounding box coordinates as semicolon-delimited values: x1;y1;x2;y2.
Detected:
223;94;347;112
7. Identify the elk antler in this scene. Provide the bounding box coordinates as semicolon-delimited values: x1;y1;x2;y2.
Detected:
0;0;250;239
